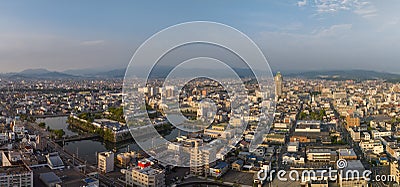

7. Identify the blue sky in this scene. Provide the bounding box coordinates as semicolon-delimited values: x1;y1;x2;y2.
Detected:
1;0;400;73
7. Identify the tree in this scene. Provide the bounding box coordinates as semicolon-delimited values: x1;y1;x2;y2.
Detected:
38;122;46;128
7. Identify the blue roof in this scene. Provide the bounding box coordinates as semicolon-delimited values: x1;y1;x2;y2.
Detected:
84;178;97;183
234;160;244;165
215;162;228;169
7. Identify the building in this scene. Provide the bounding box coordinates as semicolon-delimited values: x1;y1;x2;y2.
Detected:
295;121;321;133
348;127;361;142
362;132;370;141
275;72;283;98
307;149;337;163
345;115;360;129
231;160;244;171
301;170;330;187
288;142;299;153
98;151;114;173
0;165;33;187
390;161;400;185
46;153;64;170
83;177;99;187
339;160;368;187
338;149;357;160
209;162;229;178
264;133;285;144
138;159;153;169
371;130;392;139
11;124;25;134
39;172;62;187
359;140;384;155
117;151;137;167
189;139;216;177
386;144;400;160
125;167;165;187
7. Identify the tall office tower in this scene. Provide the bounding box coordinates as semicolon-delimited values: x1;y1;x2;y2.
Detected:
274;72;283;98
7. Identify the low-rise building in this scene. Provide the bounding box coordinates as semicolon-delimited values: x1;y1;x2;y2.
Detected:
371;130;392;139
288;142;299;153
307;149;337;163
339;160;368;187
359;140;384;155
338;149;357;160
209;162;229;178
232;159;244;171
125;167;165;187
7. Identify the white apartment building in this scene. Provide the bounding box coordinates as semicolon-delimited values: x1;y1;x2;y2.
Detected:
359;140;384;155
307;149;337;162
125;166;165;187
189;139;216;177
0;165;33;187
371;130;392;139
98;151;114;173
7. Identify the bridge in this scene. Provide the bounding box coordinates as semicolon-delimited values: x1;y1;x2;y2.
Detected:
55;134;100;143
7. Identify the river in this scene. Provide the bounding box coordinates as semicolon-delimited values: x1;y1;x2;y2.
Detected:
39;116;184;165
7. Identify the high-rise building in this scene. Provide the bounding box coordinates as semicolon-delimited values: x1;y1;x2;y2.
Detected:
98;151;114;173
189;139;216;177
274;72;283;98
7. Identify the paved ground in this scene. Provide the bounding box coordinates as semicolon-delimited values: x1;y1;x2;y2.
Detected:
221;170;254;186
166;167;190;184
32;166;87;187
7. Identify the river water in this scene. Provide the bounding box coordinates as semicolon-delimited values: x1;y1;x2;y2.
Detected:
39;116;183;165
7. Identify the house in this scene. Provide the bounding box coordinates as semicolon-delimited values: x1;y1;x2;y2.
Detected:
232;160;244;171
209;162;229;178
288;142;299;153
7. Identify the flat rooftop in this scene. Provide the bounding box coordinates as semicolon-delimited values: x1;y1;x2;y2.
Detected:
0;165;31;175
338;149;357;157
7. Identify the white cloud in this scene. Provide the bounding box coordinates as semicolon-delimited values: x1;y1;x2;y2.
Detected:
297;0;307;7
300;0;377;18
353;5;377;18
80;40;105;46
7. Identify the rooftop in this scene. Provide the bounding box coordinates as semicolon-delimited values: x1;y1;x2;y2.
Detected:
338;149;357;157
0;165;31;175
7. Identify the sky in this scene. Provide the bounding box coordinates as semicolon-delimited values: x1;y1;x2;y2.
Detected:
0;0;400;73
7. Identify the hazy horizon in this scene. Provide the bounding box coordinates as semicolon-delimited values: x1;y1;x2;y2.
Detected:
1;1;400;73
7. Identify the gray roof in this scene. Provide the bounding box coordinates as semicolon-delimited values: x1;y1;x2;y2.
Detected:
39;172;62;184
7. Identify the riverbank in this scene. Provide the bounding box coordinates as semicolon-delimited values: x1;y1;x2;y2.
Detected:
67;116;127;142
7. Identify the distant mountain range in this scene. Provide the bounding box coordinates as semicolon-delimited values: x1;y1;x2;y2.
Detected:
4;68;79;79
1;68;400;81
286;70;400;81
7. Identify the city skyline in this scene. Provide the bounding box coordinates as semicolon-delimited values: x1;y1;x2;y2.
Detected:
1;1;400;73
